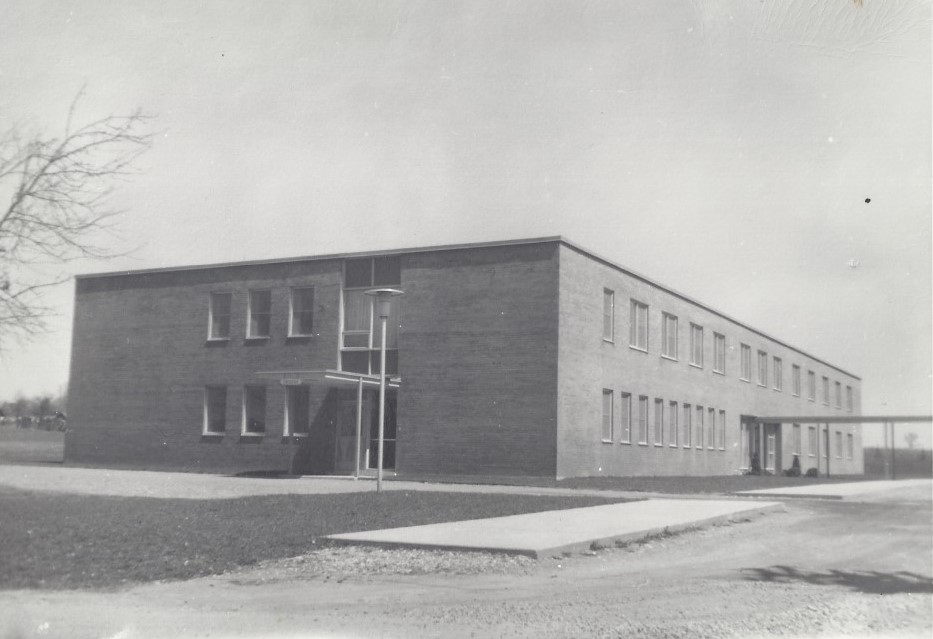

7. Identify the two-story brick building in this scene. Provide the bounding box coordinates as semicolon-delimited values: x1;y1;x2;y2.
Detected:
65;237;863;478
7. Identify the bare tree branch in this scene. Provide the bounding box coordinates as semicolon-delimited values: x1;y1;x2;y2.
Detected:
0;91;154;349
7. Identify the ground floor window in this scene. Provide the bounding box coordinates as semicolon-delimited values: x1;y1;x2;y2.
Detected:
793;424;801;456
847;433;854;459
204;386;226;434
653;399;663;446
835;430;843;458
619;393;631;443
707;408;715;449
682;404;691;448
285;385;310;436
668;401;678;447
638;396;649;444
766;432;776;470
602;390;613;443
808;426;817;457
243;385;267;434
717;410;726;450
695;406;704;449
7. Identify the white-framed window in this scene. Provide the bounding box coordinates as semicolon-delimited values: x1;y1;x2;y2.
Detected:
766;432;776;471
242;385;267;435
846;386;853;412
603;289;614;342
707;408;716;449
682;404;692;448
208;292;232;340
630;300;649;351
638;395;649;444
695;405;704;449
653;399;664;446
792;365;801;397
835;430;843;458
668;401;678;447
661;313;678;359
847;433;854;459
341;256;401;375
773;357;783;391
740;344;751;381
619;393;632;444
834;381;842;409
713;333;725;374
289;287;315;337
247;289;272;339
203;386;227;435
808;426;817;456
689;324;704;368
793;424;801;456
284;385;310;437
602;389;613;443
717;410;726;450
822;376;830;405
757;351;768;387
808;370;816;401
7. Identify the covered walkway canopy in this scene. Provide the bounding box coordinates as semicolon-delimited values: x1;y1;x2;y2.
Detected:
743;415;932;479
255;369;401;477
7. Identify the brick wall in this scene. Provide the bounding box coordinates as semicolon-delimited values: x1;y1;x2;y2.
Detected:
397;243;560;477
556;243;863;478
65;260;343;473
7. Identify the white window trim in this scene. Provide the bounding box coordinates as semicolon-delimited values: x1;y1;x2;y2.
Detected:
707;408;716;450
712;333;725;375
695;406;704;450
682;404;692;449
808;371;816;402
739;344;751;382
653;399;664;447
241;385;266;436
757;351;768;387
603;289;615;343
661;313;678;361
629;300;649;353
689;323;704;369
668;401;679;448
207;291;232;341
822;376;830;406
718;410;726;451
202;386;226;436
834;382;842;409
288;287;316;338
773;357;783;391
283;385;310;438
601;389;614;443
637;396;649;445
808;426;817;457
792;365;801;397
619;393;632;444
246;289;273;340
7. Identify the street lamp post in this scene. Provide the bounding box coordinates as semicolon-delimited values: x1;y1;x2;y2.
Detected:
364;287;404;493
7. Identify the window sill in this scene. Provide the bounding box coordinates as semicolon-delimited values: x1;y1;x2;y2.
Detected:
239;434;265;442
629;345;648;354
201;432;225;441
654;442;664;447
668;443;678;448
757;383;767;388
245;336;271;342
620;440;631;445
740;378;750;383
287;334;315;340
660;354;678;362
601;439;613;445
689;363;703;370
602;338;615;345
682;444;691;449
712;369;725;376
637;442;649;447
773;388;782;392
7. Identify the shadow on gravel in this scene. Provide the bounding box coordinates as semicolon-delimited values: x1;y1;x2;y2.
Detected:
741;565;933;595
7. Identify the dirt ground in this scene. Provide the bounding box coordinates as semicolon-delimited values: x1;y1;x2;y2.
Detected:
1;483;930;639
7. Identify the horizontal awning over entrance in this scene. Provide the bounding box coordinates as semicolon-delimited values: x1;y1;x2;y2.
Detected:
255;369;401;389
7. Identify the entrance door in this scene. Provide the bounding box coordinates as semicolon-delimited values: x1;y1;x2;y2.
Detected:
367;390;397;470
334;399;362;475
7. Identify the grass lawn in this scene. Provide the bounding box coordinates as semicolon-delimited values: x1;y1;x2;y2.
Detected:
0;426;64;464
0;487;625;591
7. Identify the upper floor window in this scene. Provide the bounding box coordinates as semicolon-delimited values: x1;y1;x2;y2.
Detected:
630;300;648;351
740;344;751;381
822;376;830;405
773;357;783;391
792;365;801;396
289;287;315;337
248;289;272;338
209;292;232;340
757;351;768;387
689;324;704;367
807;370;816;401
342;257;402;374
661;313;678;359
834;381;842;409
846;385;853;412
603;289;615;342
345;255;401;288
713;333;725;374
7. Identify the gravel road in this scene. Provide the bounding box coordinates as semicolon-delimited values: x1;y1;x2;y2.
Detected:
2;487;930;638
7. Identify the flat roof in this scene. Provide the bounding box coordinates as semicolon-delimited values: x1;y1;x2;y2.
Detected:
76;235;860;380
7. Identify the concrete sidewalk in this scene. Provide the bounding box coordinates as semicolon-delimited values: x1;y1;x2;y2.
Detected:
327;498;784;558
735;478;932;501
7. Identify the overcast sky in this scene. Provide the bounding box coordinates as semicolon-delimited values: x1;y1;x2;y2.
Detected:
1;0;930;447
